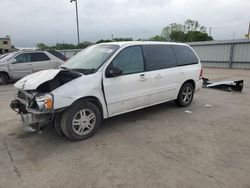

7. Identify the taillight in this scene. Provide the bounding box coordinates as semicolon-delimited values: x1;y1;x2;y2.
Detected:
199;68;203;79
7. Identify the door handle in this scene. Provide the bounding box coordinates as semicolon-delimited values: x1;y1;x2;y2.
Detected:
139;74;147;81
154;74;162;79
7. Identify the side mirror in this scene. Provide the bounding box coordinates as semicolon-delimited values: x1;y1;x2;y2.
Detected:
10;59;17;64
106;66;123;78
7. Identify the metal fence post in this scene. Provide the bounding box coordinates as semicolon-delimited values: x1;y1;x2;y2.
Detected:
229;43;235;68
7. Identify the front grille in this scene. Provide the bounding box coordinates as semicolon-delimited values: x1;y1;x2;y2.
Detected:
15;90;40;112
16;90;35;106
17;91;26;100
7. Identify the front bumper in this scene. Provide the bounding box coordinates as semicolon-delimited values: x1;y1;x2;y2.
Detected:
20;113;52;128
10;90;54;128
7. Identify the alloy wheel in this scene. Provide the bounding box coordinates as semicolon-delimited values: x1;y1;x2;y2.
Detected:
182;87;193;103
72;109;96;136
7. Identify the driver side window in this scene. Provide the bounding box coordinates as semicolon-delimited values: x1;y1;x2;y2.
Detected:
112;46;144;75
15;53;31;63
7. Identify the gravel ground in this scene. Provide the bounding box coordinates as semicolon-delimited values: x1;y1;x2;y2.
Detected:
0;68;250;188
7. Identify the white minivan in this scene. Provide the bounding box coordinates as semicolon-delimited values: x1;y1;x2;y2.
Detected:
11;42;202;141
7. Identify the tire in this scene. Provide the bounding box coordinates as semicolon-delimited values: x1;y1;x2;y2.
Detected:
61;101;101;141
0;73;9;85
175;82;194;107
54;112;63;136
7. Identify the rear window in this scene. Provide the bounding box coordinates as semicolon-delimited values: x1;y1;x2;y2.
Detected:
48;50;67;61
142;45;177;71
31;52;50;62
172;45;198;66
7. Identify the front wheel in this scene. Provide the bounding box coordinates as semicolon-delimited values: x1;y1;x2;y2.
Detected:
61;101;101;141
175;83;194;107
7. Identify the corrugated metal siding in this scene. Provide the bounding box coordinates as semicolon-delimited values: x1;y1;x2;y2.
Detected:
233;43;250;62
192;44;230;61
232;63;250;69
189;39;250;69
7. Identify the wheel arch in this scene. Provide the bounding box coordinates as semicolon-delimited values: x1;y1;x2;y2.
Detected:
74;96;104;119
0;71;10;79
177;79;196;97
181;79;196;90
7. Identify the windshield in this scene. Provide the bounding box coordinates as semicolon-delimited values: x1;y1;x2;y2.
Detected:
62;44;119;72
0;53;15;62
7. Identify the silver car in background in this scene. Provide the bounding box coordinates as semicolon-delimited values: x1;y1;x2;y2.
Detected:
0;50;66;85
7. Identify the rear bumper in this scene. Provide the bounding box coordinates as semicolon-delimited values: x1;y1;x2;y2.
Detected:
195;79;203;92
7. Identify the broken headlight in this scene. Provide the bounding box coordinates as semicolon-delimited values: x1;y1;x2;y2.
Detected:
35;94;53;111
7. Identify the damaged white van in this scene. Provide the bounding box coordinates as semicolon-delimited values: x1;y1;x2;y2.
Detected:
11;42;202;141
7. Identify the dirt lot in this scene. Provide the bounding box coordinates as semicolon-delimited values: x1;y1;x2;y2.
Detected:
0;68;250;188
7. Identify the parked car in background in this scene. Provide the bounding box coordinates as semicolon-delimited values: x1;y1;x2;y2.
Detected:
0;50;66;85
0;53;8;59
11;42;202;141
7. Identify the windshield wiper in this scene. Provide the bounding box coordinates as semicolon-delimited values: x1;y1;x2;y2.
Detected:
60;66;83;76
72;68;96;75
60;66;69;70
61;67;95;75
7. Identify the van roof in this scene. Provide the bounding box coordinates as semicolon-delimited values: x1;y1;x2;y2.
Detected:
97;41;189;47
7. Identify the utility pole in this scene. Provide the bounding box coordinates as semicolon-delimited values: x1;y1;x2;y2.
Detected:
111;34;114;41
70;0;80;45
209;27;212;37
248;22;250;39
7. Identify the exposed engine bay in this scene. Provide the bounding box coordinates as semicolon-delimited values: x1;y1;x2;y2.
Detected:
36;70;81;92
10;69;82;129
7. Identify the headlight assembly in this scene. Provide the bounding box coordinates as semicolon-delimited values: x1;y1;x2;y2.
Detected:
35;94;53;111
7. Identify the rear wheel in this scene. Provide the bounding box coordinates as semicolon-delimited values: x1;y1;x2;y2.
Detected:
175;83;194;107
0;73;8;85
61;101;101;141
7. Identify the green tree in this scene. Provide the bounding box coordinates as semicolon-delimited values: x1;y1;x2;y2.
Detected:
148;35;166;41
161;19;213;42
36;43;50;50
113;38;133;42
77;41;92;49
170;31;185;42
96;39;113;44
183;31;213;42
184;19;206;32
161;23;184;41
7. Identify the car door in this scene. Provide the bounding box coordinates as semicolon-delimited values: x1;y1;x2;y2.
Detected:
30;52;53;72
103;45;151;116
8;53;33;79
142;44;180;105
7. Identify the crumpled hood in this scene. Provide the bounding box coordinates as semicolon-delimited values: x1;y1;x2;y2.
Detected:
14;69;61;90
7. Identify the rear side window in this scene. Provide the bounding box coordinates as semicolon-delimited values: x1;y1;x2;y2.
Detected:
172;45;198;66
142;45;177;71
31;52;50;62
112;46;144;75
15;53;31;63
48;50;67;61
